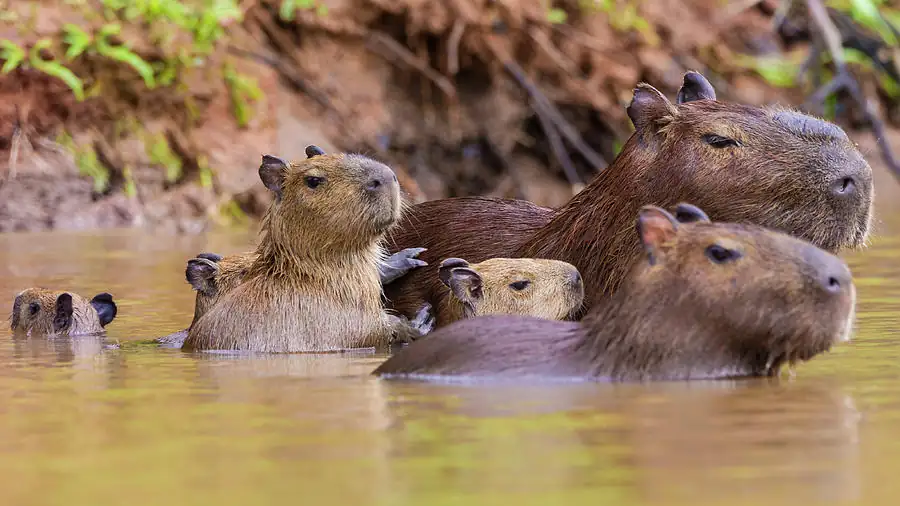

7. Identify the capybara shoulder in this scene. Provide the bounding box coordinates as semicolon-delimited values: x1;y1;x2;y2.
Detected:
374;203;856;382
436;257;583;325
384;71;873;321
184;146;407;352
11;288;117;336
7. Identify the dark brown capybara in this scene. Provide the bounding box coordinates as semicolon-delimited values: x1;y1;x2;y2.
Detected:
183;146;432;353
10;288;118;336
156;247;428;347
436;257;583;327
373;203;856;382
382;71;873;326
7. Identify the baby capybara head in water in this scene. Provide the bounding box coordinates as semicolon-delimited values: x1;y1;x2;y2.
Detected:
626;72;872;252
622;203;855;373
259;145;402;251
10;289;117;336
438;257;584;323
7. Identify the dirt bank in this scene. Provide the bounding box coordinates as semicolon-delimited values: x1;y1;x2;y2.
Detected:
0;0;896;233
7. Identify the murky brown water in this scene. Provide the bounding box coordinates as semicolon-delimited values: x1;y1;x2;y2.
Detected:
1;178;899;505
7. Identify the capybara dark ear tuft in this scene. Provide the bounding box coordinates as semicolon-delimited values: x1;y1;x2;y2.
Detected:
53;293;74;333
673;202;711;224
10;293;22;331
259;155;289;199
627;83;677;137
676;71;716;104
636;206;680;266
439;258;471;287
305;145;326;158
447;267;484;304
196;252;223;263
186;258;220;295
90;293;118;328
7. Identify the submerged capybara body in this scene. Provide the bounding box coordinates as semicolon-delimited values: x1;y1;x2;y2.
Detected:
374;204;856;382
383;71;873;325
10;288;118;336
184;146;421;353
436;257;583;326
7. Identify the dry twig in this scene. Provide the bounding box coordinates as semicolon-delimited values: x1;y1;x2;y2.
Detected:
366;31;457;99
803;0;900;181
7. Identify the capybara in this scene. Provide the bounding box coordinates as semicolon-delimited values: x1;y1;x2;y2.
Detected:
374;204;856;381
183;146;431;353
156;246;428;347
382;71;873;325
10;288;118;336
436;257;583;326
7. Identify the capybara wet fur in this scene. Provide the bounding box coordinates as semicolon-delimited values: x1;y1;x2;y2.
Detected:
383;71;873;324
183;146;430;353
436;257;583;326
374;204;856;382
10;288;118;336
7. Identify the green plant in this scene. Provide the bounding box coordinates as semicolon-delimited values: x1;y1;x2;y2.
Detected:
96;24;156;88
145;133;183;183
279;0;328;20
0;40;24;73
223;62;263;128
29;39;86;100
547;8;568;24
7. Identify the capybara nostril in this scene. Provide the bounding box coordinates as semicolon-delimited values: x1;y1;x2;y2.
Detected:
831;176;856;198
569;270;583;288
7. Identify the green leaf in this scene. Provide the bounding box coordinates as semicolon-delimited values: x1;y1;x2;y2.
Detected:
547;8;568;24
29;40;85;101
96;24;157;88
0;40;25;74
62;24;92;61
280;0;296;21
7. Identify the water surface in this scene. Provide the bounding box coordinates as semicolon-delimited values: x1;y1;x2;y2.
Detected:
1;188;899;506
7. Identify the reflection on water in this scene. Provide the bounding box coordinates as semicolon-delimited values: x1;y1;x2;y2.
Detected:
0;189;899;506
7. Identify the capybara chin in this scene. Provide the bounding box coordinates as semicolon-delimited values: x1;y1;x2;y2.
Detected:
10;288;118;336
183;146;422;353
383;71;873;324
373;204;856;382
437;257;583;326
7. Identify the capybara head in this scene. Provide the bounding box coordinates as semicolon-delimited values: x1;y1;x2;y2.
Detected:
608;203;856;376
438;257;584;321
185;252;253;327
258;146;402;251
625;71;872;252
10;288;117;336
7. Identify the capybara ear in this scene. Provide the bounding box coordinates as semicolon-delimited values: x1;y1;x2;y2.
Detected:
626;83;677;136
186;258;220;295
636;206;679;266
259;154;289;199
305;145;326;158
90;293;117;328
439;258;471;287
10;293;22;331
676;71;716;104
195;252;223;263
673;202;711;224
53;293;74;333
448;267;484;305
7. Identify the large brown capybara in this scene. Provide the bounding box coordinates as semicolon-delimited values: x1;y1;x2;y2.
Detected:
373;203;856;382
10;288;118;336
436;257;583;327
383;71;873;326
156;246;428;347
183;146;432;353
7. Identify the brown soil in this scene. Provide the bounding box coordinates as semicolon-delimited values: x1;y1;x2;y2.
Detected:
0;0;895;233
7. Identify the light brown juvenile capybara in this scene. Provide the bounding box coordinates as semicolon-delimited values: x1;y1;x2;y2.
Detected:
183;146;432;353
374;203;856;381
436;257;583;326
383;71;873;325
156;246;429;347
10;288;118;336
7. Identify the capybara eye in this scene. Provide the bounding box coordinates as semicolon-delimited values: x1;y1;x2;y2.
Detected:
705;244;741;264
701;134;742;149
509;280;531;291
305;176;325;189
28;302;40;316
